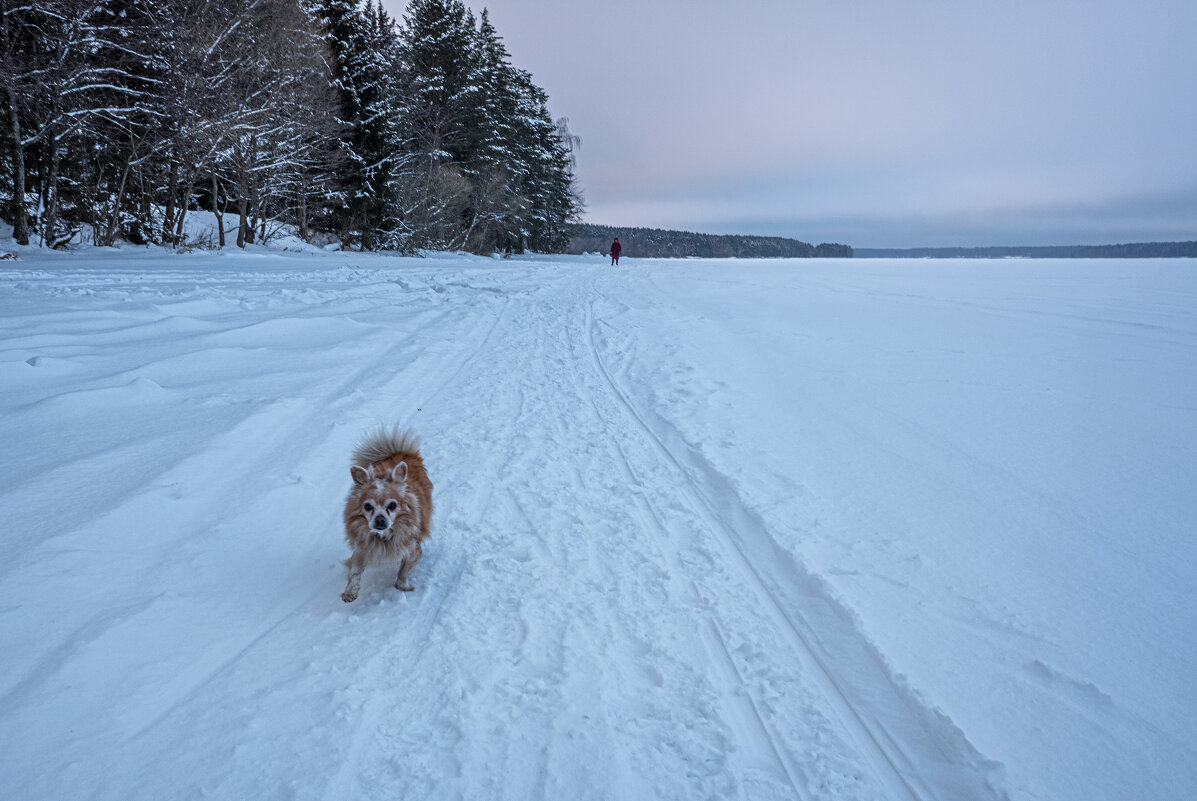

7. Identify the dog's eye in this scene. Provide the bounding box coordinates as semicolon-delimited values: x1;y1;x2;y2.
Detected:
363;503;374;512
387;502;398;512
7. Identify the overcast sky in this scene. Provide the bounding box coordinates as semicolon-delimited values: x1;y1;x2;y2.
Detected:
386;0;1197;248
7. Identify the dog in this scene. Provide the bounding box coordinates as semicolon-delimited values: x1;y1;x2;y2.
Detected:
341;427;433;603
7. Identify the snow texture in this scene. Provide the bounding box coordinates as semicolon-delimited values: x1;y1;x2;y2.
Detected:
1;242;1194;801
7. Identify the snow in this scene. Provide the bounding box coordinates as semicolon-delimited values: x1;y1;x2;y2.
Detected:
1;243;1194;801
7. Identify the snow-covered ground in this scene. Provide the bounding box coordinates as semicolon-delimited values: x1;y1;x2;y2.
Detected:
1;244;1194;801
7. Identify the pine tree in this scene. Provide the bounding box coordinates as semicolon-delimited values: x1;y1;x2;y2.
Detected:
392;0;480;249
398;0;476;167
363;0;414;250
318;0;405;249
454;10;524;252
506;70;581;252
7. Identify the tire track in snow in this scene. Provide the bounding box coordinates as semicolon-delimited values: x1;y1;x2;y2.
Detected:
582;286;1008;801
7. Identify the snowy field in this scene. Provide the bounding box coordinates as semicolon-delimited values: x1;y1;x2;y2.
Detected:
1;245;1194;801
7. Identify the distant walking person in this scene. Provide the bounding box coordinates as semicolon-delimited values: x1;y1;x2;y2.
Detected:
610;237;622;265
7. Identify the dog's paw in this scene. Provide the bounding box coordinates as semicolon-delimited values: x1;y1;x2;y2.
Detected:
395;582;415;592
341;590;358;603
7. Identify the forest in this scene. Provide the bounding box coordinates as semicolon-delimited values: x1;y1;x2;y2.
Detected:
0;0;583;254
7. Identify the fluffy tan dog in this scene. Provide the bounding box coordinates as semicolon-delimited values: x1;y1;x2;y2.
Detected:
341;427;433;603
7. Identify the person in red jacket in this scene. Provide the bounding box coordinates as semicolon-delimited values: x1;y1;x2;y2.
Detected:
610;237;622;265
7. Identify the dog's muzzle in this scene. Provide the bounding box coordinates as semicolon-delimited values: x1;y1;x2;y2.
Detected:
372;516;389;531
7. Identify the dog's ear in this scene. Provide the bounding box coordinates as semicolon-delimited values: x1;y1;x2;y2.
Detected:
389;461;408;484
350;465;372;485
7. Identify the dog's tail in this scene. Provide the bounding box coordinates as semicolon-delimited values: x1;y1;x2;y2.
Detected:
352;425;421;466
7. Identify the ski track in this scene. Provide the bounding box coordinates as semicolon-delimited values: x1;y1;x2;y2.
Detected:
0;257;1027;800
583;300;918;801
579;275;1004;801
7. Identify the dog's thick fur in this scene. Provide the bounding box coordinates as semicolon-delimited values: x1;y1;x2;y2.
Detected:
341;427;433;603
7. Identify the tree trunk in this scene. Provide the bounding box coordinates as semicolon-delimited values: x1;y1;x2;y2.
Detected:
236;193;248;248
164;158;178;245
44;124;61;248
212;171;225;247
257;181;267;243
6;91;29;245
221;185;232;246
297;175;308;241
235;152;247;248
246;135;258;245
234;141;250;248
102;156;133;247
247;180;258;244
137;166;153;244
174;170;196;246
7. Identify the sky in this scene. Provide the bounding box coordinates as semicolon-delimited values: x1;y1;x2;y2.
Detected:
385;0;1197;249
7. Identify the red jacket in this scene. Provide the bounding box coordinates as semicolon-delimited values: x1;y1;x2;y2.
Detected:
610;240;622;257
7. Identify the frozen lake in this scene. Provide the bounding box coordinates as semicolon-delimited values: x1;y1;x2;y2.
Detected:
2;249;1194;800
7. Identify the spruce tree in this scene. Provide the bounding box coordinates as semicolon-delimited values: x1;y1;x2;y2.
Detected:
457;10;521;252
393;0;480;248
398;0;476;167
319;0;401;248
506;70;580;252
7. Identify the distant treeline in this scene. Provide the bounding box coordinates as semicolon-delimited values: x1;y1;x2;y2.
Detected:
568;224;852;259
856;242;1197;259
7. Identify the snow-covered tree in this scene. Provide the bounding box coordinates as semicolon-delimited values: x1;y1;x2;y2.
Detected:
0;0;42;245
318;0;408;249
1;0;581;254
2;0;157;247
393;0;580;252
504;70;581;252
215;0;341;247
